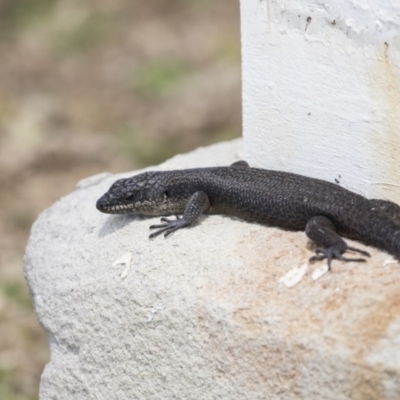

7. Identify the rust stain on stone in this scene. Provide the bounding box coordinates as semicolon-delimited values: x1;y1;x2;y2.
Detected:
355;290;400;354
346;289;400;400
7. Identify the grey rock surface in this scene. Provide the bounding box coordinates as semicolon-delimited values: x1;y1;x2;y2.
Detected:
25;139;400;399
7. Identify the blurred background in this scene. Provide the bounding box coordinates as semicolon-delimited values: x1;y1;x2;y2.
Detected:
0;0;241;398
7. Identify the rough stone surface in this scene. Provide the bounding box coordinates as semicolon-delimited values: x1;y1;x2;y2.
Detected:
25;140;400;399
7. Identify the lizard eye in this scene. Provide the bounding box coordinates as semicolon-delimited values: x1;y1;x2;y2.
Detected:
125;194;136;202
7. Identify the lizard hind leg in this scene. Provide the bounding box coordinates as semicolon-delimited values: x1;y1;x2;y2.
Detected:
305;216;370;270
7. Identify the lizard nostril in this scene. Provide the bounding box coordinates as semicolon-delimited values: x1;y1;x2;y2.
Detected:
96;198;105;210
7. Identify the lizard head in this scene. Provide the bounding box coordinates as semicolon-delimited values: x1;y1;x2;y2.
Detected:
96;172;175;216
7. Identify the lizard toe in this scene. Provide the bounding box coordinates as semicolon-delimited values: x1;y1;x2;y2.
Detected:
149;215;189;238
309;245;368;270
346;246;370;257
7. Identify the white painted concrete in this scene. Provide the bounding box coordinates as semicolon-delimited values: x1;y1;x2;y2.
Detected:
240;0;400;202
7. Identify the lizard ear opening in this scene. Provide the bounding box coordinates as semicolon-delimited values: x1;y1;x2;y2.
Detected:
163;191;170;201
230;160;250;168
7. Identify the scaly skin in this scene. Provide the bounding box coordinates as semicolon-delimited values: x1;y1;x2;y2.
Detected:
96;161;400;269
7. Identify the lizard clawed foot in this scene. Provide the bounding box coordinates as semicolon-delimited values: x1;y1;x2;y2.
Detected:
309;245;370;270
149;216;189;239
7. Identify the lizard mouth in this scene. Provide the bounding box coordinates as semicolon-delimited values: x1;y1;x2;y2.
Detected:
96;197;135;214
97;204;135;214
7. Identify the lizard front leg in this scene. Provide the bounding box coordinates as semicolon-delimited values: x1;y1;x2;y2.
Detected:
149;191;211;238
305;216;370;270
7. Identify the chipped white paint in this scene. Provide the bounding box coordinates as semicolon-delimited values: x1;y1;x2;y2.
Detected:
279;263;308;287
112;252;133;279
240;0;400;203
311;264;330;280
383;256;398;267
147;305;165;323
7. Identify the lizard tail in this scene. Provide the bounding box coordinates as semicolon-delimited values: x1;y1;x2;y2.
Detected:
363;215;400;259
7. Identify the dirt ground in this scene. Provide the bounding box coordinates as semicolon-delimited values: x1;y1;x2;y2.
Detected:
0;1;241;398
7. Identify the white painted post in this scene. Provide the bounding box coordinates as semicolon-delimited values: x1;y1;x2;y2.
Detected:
240;0;400;203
